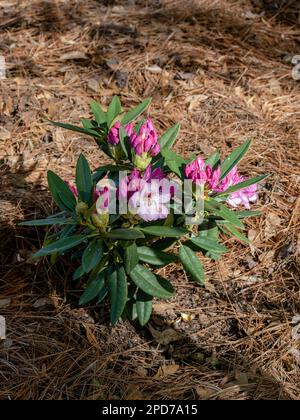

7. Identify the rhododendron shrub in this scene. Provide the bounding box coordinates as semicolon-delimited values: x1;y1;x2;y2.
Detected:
21;97;267;326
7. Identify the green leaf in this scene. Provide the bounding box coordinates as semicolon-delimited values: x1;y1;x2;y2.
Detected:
137;246;178;266
82;239;103;273
129;264;174;298
140;226;188;238
106;228;145;240
90;100;106;124
205;152;220;169
205;200;244;229
81;118;97;130
19;217;71;226
189;237;228;253
75;154;93;205
49;120;101;138
153;237;177;251
198;221;221;260
97;286;108;305
107;265;128;325
220;139;251;179
159;122;180;150
107;96;122;128
136;289;152;326
218;174;269;196
218;223;250;244
179;245;205;285
125;242;139;274
161;148;185;178
121;98;152;125
72;265;85;282
134;119;145;134
59;223;77;239
33;235;87;258
94;164;131;173
118;126;130;159
47;170;77;213
79;269;106;305
235;210;262;219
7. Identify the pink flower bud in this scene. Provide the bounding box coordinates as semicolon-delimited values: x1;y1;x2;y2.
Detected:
107;121;121;145
108;121;134;146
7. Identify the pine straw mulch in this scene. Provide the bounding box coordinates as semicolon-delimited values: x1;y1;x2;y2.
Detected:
0;0;300;400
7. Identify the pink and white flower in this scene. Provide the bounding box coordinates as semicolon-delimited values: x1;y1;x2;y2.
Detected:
119;165;173;221
185;157;258;209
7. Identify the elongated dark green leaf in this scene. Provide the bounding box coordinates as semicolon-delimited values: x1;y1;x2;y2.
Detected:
82;239;103;273
19;217;70;226
189;237;227;253
218;223;250;244
198;221;221;260
218;174;268;196
161;148;185;178
220;139;251;179
153;237;177;251
205;200;244;229
97;286;108;305
125;242;139;274
136;289;152;326
159;122;180;150
118;126;129;159
76;154;93;205
137;246;178;266
81;118;96;130
50;120;101;138
47;170;77;213
90;100;107;124
79;270;106;305
33;235;86;258
107;265;128;325
130;264;174;298
235;210;262;219
106;228;144;240
72;265;85;282
205;151;220;169
121;98;152;125
124;299;138;321
94;164;131;173
140;226;188;238
59;223;77;239
179;245;205;285
107;96;122;128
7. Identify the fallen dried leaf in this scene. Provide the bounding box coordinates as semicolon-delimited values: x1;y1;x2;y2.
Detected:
155;364;180;378
196;386;215;398
180;312;195;322
0;127;11;140
264;213;282;239
87;78;100;93
146;65;163;73
126;384;145;400
60;51;88;61
33;297;52;308
0;316;6;340
186;94;209;112
0;298;11;309
148;324;181;345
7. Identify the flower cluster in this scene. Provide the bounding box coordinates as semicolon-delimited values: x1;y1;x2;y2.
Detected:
185;156;257;209
118;165;173;221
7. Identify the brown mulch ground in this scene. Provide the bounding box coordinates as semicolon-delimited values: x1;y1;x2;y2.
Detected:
0;0;300;400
